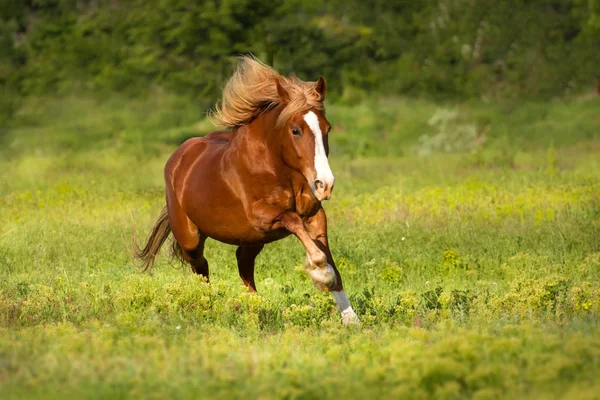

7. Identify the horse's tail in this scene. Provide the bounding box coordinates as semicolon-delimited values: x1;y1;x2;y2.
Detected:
133;206;183;271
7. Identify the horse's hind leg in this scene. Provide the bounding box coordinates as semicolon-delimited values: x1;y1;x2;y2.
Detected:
166;197;210;280
183;234;209;279
236;245;264;292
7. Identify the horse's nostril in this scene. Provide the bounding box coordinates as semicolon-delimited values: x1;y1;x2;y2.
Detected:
315;180;324;191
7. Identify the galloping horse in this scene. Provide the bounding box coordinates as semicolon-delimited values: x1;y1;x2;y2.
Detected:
134;56;358;324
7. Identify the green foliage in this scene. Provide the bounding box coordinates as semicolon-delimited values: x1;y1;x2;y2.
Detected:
442;249;461;270
379;260;403;284
417;108;483;156
1;96;599;397
1;0;599;126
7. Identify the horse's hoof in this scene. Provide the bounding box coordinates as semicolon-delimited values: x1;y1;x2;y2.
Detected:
341;307;360;325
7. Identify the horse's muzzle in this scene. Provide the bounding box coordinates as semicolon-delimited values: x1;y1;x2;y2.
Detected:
313;178;335;201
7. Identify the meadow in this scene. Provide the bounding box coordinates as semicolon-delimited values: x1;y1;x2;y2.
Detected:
1;94;599;399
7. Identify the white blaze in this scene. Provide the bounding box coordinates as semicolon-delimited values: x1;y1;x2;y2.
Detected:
303;111;334;187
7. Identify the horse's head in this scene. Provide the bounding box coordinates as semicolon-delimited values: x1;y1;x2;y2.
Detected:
276;77;334;201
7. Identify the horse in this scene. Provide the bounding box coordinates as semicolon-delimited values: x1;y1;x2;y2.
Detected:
134;56;359;324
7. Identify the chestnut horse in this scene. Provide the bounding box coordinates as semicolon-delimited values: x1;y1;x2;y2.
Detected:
134;56;358;324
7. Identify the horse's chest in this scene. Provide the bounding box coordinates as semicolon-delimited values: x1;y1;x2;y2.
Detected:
293;189;320;217
264;187;294;210
265;186;319;216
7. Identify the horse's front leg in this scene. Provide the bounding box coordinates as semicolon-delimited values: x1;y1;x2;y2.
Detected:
305;207;359;325
252;203;337;290
253;203;359;324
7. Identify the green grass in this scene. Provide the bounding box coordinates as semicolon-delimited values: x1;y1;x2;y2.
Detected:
1;95;600;399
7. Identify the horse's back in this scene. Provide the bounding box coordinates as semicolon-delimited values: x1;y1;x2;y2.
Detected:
165;131;230;178
175;131;231;156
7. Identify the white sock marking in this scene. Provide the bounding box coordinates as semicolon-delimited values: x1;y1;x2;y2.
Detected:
333;290;351;311
333;290;359;324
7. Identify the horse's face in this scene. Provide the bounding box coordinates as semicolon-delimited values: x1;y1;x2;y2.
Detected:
275;76;334;201
281;107;334;201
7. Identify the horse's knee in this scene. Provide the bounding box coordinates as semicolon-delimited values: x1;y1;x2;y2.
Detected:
306;250;327;269
304;256;336;291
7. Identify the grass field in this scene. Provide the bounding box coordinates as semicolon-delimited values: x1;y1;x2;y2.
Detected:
1;95;600;399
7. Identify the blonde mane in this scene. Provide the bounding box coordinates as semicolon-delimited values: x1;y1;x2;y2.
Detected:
211;56;324;129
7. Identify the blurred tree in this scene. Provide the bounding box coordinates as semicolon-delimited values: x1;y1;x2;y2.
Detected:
0;0;599;108
574;0;600;94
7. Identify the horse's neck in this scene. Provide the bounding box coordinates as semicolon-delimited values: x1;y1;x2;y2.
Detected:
229;108;284;173
249;106;281;142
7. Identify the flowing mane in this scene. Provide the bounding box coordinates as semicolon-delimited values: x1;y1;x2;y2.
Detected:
211;56;324;129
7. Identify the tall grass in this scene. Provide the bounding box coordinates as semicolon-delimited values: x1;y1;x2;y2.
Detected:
1;95;599;399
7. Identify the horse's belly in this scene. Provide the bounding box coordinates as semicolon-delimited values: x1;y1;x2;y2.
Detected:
208;227;291;246
196;213;262;245
183;195;251;244
191;206;291;246
185;192;293;246
179;176;272;245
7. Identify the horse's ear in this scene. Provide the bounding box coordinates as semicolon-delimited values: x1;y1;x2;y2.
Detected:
275;78;290;104
315;76;326;101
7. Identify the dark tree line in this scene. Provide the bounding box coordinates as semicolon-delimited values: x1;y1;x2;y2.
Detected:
1;0;599;110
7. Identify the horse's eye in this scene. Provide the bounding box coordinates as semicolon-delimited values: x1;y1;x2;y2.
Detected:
292;127;301;136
